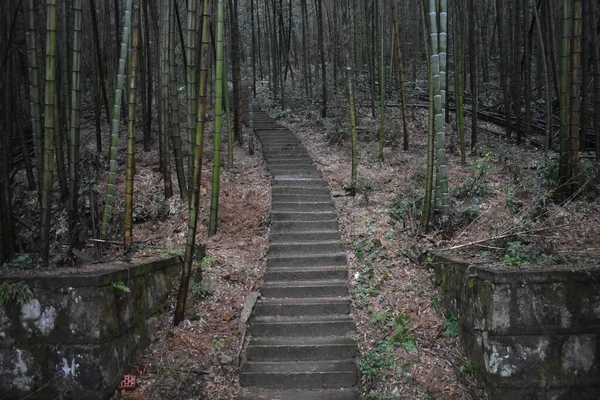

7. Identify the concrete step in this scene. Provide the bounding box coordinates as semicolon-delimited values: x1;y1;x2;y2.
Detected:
268;164;316;171
272;193;330;202
264;266;347;282
268;160;313;167
271;220;339;233
266;154;313;161
269;241;345;255
270;171;322;178
261;280;348;298
271;211;337;222
253;126;287;131
267;252;347;268
250;315;356;337
240;388;359;400
272;178;327;188
270;231;341;243
271;187;330;196
271;201;333;212
254;297;350;317
245;336;357;361
240;360;357;389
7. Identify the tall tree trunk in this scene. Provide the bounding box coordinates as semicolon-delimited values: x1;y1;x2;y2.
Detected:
209;0;225;237
589;0;600;160
390;0;409;151
100;0;133;237
468;0;478;152
41;0;58;264
174;0;212;327
569;0;582;181
558;0;571;193
315;0;327;117
124;0;140;250
69;0;83;238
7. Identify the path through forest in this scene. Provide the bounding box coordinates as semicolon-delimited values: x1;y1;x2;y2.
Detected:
238;92;359;399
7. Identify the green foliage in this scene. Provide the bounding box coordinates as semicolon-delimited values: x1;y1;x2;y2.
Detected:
1;254;36;270
459;359;475;375
111;281;131;293
431;295;440;313
0;282;34;306
535;155;559;189
503;241;528;265
323;118;346;145
455;152;493;199
458;205;480;226
190;280;213;300
200;253;216;270
212;337;225;352
353;173;377;203
390;193;422;222
442;314;460;337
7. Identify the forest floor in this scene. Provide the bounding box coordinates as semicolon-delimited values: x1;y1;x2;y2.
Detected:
6;79;600;400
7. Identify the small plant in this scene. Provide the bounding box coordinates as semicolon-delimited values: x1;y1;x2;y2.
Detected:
212;337;225;352
459;359;475;375
458;205;480;226
190;280;213;300
442;314;460;337
455;152;494;199
111;281;131;293
431;295;440;313
0;282;34;306
1;254;36;270
353;173;377;203
200;253;216;269
504;241;528;265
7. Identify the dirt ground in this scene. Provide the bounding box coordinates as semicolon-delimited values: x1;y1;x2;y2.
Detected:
6;76;599;399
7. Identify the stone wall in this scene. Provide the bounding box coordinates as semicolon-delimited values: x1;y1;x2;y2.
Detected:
0;256;182;399
432;255;600;399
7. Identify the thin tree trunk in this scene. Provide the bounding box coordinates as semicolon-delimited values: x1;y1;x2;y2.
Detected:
124;0;140;250
316;0;327;117
208;0;225;237
589;0;600;160
69;0;83;235
41;0;58;264
569;0;582;181
390;0;409;151
174;0;212;327
100;0;134;237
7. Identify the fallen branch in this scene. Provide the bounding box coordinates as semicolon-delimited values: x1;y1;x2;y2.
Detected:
442;221;589;251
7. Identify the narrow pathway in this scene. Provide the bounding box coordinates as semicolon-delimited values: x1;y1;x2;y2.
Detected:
238;95;359;399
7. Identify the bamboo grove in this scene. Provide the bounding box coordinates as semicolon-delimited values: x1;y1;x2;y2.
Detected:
0;0;599;303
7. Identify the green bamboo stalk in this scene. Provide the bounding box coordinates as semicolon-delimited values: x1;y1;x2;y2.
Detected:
532;0;551;152
390;0;409;151
430;0;449;218
524;0;532;141
101;0;133;237
342;2;357;191
225;56;234;169
569;0;582;180
454;0;466;164
558;0;571;191
61;1;72;147
68;0;83;228
124;0;140;250
378;0;385;161
208;0;225;237
26;0;43;194
186;0;199;196
159;0;173;199
169;0;187;200
589;0;600;161
174;0;212;326
41;0;58;265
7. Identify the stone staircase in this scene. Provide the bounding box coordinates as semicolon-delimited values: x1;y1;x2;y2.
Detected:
238;98;359;399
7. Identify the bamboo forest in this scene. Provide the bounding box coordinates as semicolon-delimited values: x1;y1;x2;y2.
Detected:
0;0;599;399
